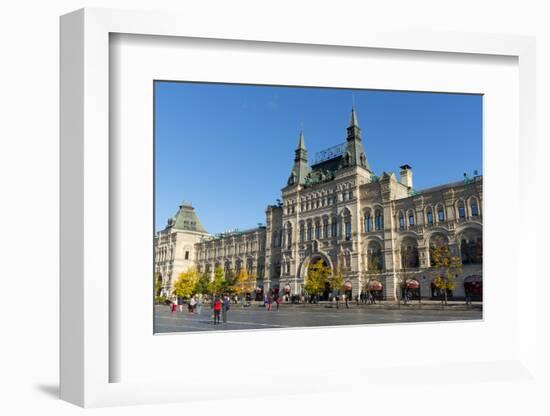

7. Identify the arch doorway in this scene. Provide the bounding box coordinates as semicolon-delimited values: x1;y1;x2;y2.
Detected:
464;275;482;301
299;253;334;301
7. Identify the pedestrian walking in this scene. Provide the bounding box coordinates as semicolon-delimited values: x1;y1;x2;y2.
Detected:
171;296;177;313
222;295;230;323
196;296;203;314
267;294;272;311
344;293;349;309
212;297;221;325
275;295;280;311
177;296;185;312
189;296;196;313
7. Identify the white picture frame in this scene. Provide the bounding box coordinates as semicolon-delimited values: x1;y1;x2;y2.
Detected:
60;7;538;408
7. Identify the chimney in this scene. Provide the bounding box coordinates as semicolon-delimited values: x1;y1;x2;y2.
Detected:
399;164;413;189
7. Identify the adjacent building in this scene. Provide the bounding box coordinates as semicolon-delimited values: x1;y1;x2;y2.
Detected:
155;107;482;301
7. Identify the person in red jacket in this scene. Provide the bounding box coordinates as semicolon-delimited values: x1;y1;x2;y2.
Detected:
212;296;222;325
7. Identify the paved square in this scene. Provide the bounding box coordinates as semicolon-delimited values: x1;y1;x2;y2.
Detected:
154;303;482;333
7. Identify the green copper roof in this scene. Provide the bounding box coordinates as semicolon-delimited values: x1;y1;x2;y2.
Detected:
169;202;207;233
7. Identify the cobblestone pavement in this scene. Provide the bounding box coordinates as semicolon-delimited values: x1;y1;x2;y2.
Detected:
154;303;483;333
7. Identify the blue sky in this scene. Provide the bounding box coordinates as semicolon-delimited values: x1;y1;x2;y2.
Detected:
155;82;482;234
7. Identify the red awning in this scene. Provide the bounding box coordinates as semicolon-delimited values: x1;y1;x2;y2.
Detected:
406;279;420;289
368;281;383;291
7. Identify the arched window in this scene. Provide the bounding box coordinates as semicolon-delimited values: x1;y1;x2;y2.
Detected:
307;223;313;241
375;209;383;231
471;199;479;217
459;229;482;264
331;218;338;237
299;224;305;242
315;222;321;239
323;220;329;239
286;223;292;248
401;238;419;268
364;211;372;232
437;205;445;222
367;241;384;271
426;207;434;225
429;233;449;266
457;200;466;219
345;221;352;240
398;212;405;230
408;210;415;226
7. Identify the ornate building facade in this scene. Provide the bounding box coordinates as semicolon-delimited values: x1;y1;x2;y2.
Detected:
156;108;482;300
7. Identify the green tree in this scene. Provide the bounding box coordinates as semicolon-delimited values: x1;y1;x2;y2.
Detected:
329;268;345;295
430;245;463;305
195;271;210;295
154;272;166;304
173;268;199;299
208;266;225;295
304;259;331;297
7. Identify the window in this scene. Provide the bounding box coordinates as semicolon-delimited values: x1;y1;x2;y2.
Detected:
331;220;338;237
333;196;337;204
345;221;351;240
375;210;383;231
307;223;312;241
323;221;329;239
408;211;415;226
427;209;433;225
342;192;346;201
315;223;321;239
399;213;405;230
458;202;466;219
471;200;479;216
287;231;292;248
349;190;353;200
300;225;305;242
365;214;372;232
437;206;445;222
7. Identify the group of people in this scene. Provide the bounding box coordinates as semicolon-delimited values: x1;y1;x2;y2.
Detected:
263;293;281;311
172;295;203;314
211;295;231;325
358;291;378;304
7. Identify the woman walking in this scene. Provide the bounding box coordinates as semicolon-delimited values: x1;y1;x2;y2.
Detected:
212;297;222;325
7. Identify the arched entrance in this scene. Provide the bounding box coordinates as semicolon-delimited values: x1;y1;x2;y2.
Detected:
299;253;334;301
464;275;482;301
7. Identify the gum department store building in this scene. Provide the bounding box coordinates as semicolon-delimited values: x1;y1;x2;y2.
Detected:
155;108;482;301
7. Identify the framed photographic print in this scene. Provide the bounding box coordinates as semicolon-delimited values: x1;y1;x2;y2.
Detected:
60;7;537;408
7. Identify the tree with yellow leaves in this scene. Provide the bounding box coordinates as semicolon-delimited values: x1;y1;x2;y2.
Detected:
304;259;331;299
173;268;199;299
430;244;463;305
329;267;345;296
232;269;255;299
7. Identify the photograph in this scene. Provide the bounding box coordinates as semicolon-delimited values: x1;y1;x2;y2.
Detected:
153;82;483;333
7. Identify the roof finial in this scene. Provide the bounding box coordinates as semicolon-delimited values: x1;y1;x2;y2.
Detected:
297;127;306;150
349;101;359;127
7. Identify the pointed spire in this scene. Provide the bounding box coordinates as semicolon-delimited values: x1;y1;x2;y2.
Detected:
297;129;306;150
349;105;359;127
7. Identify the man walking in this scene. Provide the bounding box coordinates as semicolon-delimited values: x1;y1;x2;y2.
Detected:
222;295;230;323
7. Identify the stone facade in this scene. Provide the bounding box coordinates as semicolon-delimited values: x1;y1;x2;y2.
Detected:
157;108;482;301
